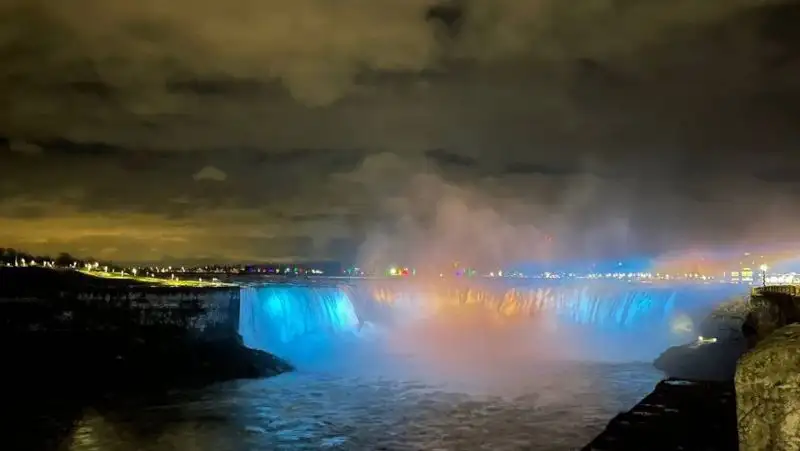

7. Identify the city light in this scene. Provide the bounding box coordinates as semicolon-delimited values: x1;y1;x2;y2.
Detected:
5;246;799;287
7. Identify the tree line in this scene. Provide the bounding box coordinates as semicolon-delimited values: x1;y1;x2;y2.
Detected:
0;247;117;270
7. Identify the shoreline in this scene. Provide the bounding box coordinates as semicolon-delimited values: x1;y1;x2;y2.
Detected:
582;378;738;450
1;266;294;450
2;328;293;451
583;334;745;450
0;295;291;390
584;288;800;450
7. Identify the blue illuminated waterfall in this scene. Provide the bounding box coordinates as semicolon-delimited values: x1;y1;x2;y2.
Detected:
532;287;679;330
239;286;361;353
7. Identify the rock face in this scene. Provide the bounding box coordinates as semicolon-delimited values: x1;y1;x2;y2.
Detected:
653;297;750;381
736;323;800;450
743;293;800;348
582;379;738;450
654;339;747;381
700;296;752;339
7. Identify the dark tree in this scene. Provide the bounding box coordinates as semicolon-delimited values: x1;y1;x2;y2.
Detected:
55;252;75;267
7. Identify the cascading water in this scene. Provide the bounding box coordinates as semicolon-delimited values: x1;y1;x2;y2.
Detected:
547;288;676;329
239;286;361;355
239;281;746;364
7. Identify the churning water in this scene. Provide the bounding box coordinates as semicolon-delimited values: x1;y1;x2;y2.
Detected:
66;280;745;451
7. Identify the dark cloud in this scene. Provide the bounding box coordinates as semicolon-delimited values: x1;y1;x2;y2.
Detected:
502;162;578;177
1;0;799;263
0;0;792;149
6;140;42;156
36;139;124;156
424;148;477;168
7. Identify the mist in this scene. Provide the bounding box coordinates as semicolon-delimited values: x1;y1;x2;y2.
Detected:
346;152;660;273
240;280;742;396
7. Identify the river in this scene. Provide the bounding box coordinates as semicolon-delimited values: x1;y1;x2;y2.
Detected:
60;281;743;450
66;363;661;450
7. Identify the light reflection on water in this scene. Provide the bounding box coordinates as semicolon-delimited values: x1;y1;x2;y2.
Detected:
67;316;663;451
68;364;661;451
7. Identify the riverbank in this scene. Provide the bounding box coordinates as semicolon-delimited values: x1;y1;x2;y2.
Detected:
3;330;292;450
1;267;293;387
582;378;738;450
0;267;292;450
2;329;292;390
584;288;800;450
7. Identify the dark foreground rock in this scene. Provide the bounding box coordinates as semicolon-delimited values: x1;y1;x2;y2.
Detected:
743;291;800;348
2;330;292;391
653;339;747;381
654;296;752;381
2;329;293;451
582;378;738;451
0;268;293;450
585;290;800;451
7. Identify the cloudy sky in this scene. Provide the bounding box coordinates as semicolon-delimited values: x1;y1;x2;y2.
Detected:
1;0;799;267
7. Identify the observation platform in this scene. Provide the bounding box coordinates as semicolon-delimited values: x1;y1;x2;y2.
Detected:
751;284;800;297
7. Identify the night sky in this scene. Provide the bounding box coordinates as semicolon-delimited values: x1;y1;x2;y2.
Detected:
1;0;799;267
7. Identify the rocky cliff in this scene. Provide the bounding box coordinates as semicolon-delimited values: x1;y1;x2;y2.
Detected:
653;297;750;381
736;323;800;450
735;289;800;450
742;292;800;347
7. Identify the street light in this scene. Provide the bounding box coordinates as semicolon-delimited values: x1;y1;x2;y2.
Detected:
759;264;768;287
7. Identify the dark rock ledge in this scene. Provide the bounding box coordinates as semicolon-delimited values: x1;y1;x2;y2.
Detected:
585;289;800;451
582;378;738;451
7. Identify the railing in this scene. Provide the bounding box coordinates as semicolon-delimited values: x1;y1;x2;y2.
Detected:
751;285;800;297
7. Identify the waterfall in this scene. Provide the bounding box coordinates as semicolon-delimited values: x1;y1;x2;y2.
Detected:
239;286;360;352
543;287;678;330
354;283;728;331
239;282;747;360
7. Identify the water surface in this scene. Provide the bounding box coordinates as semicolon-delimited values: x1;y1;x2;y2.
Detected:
67;363;662;451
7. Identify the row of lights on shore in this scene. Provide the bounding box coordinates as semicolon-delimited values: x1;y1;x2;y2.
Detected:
380;268;716;280
10;258;798;287
5;258;54;268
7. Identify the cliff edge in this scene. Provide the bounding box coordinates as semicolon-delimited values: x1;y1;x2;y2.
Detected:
736;323;800;450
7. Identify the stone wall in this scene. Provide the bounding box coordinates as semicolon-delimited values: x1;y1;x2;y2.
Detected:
1;285;241;342
736;323;800;450
71;287;241;341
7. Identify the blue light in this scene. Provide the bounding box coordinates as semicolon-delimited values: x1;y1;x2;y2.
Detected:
239;286;360;354
550;287;677;330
